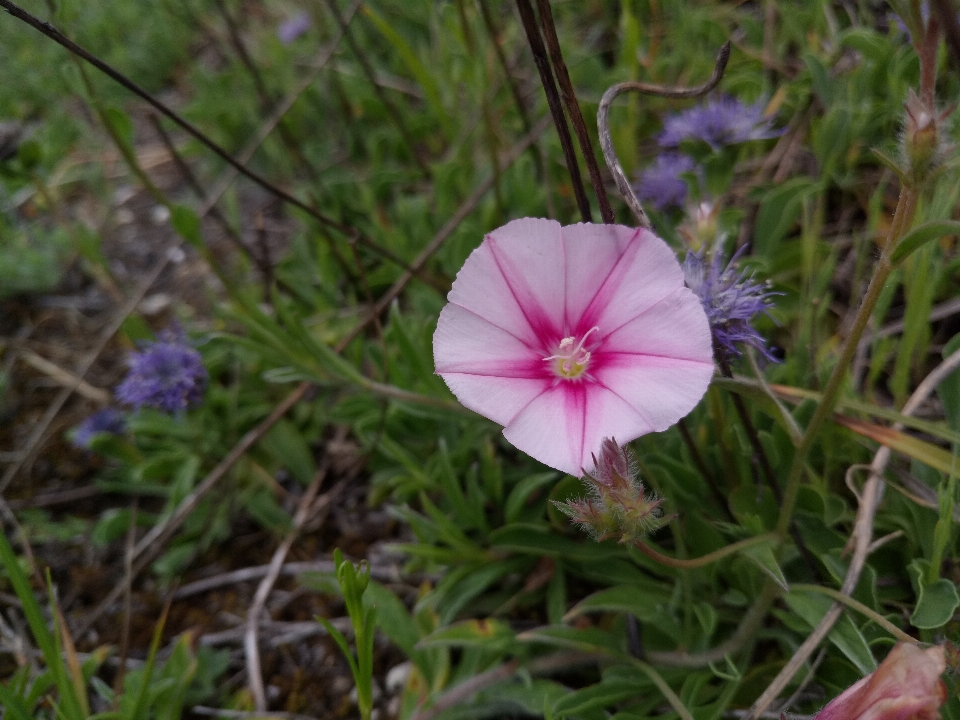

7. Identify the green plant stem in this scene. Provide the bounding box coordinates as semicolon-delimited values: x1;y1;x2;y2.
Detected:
633;532;778;570
791;584;917;643
630;660;695;720
645;579;779;667
775;187;919;537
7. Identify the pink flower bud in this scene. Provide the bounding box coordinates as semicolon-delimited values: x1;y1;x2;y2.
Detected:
815;643;946;720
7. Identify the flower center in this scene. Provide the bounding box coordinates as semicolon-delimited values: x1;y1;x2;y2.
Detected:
544;327;599;379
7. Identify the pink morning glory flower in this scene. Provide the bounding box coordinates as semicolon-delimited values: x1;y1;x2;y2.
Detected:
433;218;714;476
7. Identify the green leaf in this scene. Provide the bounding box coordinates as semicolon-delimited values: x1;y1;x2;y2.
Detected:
0;682;34;720
563;585;672;623
260;419;317;486
362;6;448;134
418;619;516;652
784;591;877;674
102;106;134;150
505;472;558;523
489;523;629;562
834;414;960;476
911;579;960;629
739;540;789;591
170;205;203;249
517;625;623;656
753;177;820;255
937;334;960;434
363;581;420;656
551;679;644;717
891;220;960;265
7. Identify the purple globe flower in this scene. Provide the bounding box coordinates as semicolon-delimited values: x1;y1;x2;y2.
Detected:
659;96;782;150
72;408;127;448
633;153;696;211
277;12;311;44
115;329;208;414
682;247;780;362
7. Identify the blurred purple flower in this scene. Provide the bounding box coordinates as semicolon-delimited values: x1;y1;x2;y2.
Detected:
682;247;779;362
659;96;782;150
633;153;695;211
72;408;126;448
277;12;311;44
115;328;207;414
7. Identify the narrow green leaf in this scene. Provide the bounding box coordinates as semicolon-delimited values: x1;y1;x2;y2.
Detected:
517;625;623;656
0;682;34;720
784;592;877;674
361;6;448;133
170;205;203;249
834;414;959;475
739;541;789;591
563;585;672;624
891;220;960;265
417;619;516;652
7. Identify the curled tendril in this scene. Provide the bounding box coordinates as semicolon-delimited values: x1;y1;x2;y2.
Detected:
596;42;732;230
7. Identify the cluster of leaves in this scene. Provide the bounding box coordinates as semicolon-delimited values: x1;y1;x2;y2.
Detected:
0;0;959;718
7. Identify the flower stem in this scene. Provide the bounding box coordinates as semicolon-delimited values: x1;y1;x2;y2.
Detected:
633;532;778;570
775;187;919;538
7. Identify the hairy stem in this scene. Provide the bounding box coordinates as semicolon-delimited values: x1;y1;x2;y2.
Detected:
775;187;919;537
633;532;778;570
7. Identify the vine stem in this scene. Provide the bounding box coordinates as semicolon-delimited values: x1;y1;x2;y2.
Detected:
633;532;778;570
597;42;731;229
774;187;918;538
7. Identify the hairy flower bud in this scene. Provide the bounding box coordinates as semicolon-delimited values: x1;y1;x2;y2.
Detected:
679;201;721;251
902;89;954;183
815;643;946;720
905;90;939;175
555;438;667;543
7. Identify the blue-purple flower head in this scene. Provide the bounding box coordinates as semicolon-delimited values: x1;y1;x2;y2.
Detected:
115;328;207;414
277;12;311;44
682;247;780;362
634;153;696;211
659;96;782;151
72;408;127;449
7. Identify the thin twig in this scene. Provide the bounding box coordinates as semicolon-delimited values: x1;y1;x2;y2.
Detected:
199;617;352;647
0;258;169;494
0;0;352;236
338;114;551;348
746;346;960;718
202;0;361;213
173;559;406;600
73;120;544;636
515;0;592;222
73;382;312;637
597;42;731;229
324;0;431;178
246;462;330;710
857;295;960;353
476;0;544;174
535;0;614;222
17;349;111;404
192;707;319;720
148;113;264;273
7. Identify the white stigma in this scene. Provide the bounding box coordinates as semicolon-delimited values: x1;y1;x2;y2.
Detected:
544;327;599;377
